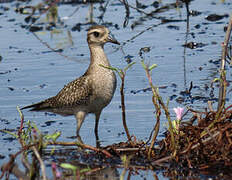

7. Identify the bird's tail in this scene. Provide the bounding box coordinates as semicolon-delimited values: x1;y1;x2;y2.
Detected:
21;100;51;111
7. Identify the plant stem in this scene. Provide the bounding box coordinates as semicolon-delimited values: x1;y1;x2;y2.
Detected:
120;72;131;142
148;95;160;159
17;106;24;137
143;63;176;155
143;67;161;158
217;15;232;111
32;146;47;180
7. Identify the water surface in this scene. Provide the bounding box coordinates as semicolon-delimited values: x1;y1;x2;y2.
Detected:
0;0;232;179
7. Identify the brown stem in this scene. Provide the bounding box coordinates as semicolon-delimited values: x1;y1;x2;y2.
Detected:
148;96;161;159
144;66;174;155
120;73;131;142
48;141;112;158
217;16;232;110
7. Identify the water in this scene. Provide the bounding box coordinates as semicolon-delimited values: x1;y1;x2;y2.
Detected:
0;0;232;179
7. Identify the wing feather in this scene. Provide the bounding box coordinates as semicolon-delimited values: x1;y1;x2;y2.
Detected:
53;76;92;107
21;76;92;111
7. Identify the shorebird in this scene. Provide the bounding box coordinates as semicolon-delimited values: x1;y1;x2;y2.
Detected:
22;25;120;139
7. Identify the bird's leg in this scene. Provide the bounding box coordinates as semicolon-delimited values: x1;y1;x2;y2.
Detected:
75;111;86;136
95;111;101;147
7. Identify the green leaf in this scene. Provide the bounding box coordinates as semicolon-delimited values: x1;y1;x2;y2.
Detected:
60;163;78;171
124;62;136;72
80;167;91;173
0;130;18;138
99;64;119;72
44;131;61;141
148;64;157;71
120;154;127;164
171;119;180;134
213;78;220;82
49;146;56;155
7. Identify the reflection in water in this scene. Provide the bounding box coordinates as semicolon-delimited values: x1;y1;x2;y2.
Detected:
87;3;94;23
2;160;120;180
182;1;190;90
85;167;119;180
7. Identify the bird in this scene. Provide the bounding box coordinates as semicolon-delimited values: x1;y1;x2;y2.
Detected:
22;25;120;141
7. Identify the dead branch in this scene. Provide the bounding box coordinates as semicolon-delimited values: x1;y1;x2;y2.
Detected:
47;141;113;158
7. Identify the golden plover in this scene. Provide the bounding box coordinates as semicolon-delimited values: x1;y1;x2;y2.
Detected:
22;25;120;138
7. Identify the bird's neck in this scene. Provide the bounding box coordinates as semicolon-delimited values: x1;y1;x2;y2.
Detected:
88;44;111;70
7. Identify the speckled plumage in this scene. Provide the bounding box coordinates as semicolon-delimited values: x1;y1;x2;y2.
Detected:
22;25;120;137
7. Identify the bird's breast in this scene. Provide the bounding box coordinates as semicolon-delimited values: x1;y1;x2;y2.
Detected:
90;69;116;110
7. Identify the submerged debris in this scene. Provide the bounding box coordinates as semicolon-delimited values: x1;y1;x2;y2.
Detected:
205;14;229;22
182;41;207;49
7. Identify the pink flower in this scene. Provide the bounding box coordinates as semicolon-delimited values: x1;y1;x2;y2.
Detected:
173;107;184;121
56;171;61;178
52;162;56;170
52;162;61;178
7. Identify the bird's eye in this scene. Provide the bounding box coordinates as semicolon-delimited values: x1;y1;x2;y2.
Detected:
93;31;100;38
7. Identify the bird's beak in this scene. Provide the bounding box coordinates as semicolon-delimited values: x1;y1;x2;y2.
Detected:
107;34;120;45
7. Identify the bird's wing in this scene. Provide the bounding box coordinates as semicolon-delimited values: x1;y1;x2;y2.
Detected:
53;75;92;107
21;76;92;111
